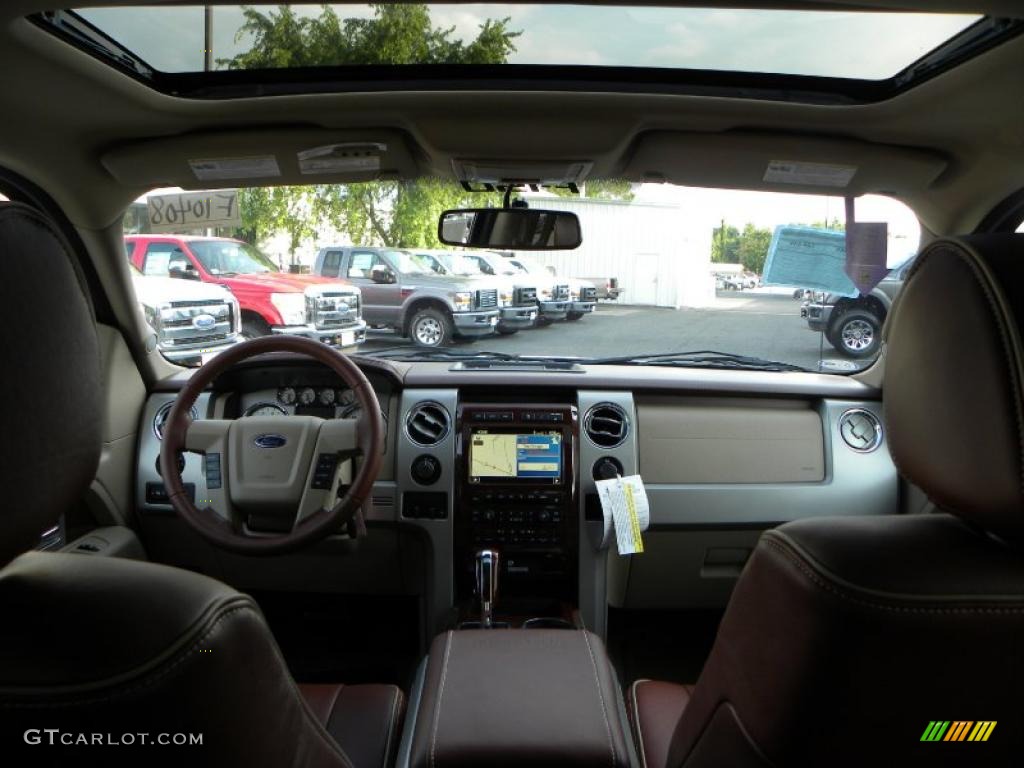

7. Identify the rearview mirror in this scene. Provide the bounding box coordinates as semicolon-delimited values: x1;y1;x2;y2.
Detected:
438;208;582;251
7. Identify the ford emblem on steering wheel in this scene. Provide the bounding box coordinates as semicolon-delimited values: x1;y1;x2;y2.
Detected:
253;433;288;449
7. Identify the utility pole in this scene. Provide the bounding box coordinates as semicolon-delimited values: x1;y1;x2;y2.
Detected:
204;6;213;73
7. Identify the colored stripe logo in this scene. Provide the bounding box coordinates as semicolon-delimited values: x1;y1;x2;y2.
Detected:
921;721;996;742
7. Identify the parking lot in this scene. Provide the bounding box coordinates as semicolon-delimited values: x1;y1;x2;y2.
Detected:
362;289;866;371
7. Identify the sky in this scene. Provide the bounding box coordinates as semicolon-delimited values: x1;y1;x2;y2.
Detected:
78;4;978;79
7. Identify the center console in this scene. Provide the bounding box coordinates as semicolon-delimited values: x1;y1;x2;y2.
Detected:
397;629;636;768
453;402;579;619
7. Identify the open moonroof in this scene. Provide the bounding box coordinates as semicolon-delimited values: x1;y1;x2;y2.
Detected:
33;4;1023;103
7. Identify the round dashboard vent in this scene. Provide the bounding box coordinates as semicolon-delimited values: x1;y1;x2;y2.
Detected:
584;403;629;448
838;408;883;453
405;402;451;447
153;401;198;440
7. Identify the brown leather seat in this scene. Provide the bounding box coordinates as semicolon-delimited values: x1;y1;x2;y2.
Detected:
0;201;403;767
629;234;1024;768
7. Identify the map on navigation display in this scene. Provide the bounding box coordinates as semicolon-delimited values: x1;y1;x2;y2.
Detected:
470;431;561;481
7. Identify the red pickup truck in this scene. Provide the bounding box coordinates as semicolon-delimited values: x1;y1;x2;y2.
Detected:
125;235;366;348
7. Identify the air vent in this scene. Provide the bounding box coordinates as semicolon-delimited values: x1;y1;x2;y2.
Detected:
584;403;629;448
153;401;198;440
838;408;883;453
405;402;451;447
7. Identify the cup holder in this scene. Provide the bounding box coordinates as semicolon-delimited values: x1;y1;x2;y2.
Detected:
522;617;575;630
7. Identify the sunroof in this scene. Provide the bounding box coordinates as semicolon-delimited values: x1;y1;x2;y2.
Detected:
68;3;981;81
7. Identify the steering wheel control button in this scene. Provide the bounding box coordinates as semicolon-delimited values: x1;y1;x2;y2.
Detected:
839;409;883;452
204;453;222;489
411;454;442;485
402;491;448;519
311;453;340;489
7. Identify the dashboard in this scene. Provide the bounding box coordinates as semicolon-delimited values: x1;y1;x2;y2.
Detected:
135;358;897;641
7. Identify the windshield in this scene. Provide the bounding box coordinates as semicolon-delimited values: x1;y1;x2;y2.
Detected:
125;181;919;373
432;252;485;276
390;250;441;275
190;240;276;275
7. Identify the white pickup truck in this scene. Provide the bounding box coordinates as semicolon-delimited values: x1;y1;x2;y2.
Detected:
130;267;242;366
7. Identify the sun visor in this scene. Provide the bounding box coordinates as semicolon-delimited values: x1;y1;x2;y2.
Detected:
101;128;423;188
621;131;948;197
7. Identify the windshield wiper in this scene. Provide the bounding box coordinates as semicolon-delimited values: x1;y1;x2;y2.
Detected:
358;347;540;362
586;350;810;372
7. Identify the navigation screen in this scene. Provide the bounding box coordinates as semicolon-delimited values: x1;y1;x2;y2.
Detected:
470;430;562;482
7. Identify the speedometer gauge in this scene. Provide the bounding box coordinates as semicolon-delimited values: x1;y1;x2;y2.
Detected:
298;387;316;406
244;402;287;417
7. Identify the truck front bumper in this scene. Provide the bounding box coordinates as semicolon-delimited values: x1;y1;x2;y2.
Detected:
453;309;500;337
497;304;539;331
570;301;597;315
160;336;243;366
271;319;368;350
538;300;570;321
800;301;832;333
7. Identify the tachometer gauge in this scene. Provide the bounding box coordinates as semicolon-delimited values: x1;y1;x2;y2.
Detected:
277;387;297;405
244;402;287;417
298;387;316;406
319;388;337;406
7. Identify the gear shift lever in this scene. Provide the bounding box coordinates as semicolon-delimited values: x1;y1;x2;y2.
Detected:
475;549;500;629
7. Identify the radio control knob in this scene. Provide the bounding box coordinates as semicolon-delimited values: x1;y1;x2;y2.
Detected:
411;454;442;485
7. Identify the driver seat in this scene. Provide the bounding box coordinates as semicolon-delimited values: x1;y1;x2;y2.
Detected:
0;202;404;767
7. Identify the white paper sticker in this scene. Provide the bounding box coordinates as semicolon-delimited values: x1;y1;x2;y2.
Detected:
764;160;857;188
595;474;650;555
189;155;281;181
297;143;385;175
146;189;241;232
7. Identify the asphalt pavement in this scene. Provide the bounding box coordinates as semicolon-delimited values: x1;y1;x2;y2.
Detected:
361;290;869;372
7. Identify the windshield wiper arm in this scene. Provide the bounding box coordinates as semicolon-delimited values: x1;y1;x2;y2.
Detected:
586;350;810;372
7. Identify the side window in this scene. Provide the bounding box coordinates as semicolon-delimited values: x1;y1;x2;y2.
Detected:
348;251;382;278
321;250;342;276
142;242;186;277
1016;220;1024;233
468;255;493;275
124;241;135;260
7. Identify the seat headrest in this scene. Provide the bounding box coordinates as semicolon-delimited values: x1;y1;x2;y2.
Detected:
0;203;101;566
884;234;1024;544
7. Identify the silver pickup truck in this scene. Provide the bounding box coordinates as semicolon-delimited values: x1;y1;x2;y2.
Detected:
462;251;573;324
313;246;500;347
131;268;241;366
418;250;539;335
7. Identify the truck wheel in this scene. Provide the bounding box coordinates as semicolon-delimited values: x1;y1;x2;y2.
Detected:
496;326;519;336
409;307;453;347
831;309;882;359
566;311;584;321
241;318;270;340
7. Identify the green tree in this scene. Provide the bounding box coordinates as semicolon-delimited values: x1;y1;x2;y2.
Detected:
737;223;773;274
808;217;845;231
711;221;741;263
224;4;520;249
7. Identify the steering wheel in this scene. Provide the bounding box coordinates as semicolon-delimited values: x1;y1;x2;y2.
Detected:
159;336;384;555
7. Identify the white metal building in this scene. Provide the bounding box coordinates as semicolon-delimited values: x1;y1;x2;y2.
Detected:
516;196;715;309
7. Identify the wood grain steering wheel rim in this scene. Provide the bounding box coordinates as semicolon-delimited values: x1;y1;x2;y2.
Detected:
159;335;384;555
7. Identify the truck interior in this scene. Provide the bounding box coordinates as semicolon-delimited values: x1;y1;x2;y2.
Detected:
1;2;1023;766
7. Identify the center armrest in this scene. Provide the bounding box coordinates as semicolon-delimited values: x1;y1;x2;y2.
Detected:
406;629;636;767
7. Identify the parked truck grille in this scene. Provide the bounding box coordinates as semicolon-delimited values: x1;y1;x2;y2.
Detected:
160;300;235;346
475;288;498;309
306;292;361;329
554;284;570;301
581;286;598;301
514;287;537;305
